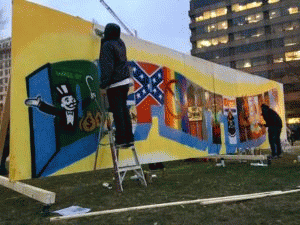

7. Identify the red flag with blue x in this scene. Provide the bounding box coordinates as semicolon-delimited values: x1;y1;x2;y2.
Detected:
130;61;165;123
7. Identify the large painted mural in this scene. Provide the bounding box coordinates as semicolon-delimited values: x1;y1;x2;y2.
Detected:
10;0;286;181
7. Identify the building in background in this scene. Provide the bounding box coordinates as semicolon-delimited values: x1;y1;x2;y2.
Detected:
189;0;300;124
0;37;11;115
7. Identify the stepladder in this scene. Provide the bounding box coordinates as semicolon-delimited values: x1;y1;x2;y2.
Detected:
107;119;147;192
85;77;147;192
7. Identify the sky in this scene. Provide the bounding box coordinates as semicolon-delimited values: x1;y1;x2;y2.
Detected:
1;0;192;54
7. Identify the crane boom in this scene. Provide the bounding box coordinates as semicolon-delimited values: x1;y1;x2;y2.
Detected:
99;0;136;37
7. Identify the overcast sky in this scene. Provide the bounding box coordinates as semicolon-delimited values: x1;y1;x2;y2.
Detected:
1;0;192;54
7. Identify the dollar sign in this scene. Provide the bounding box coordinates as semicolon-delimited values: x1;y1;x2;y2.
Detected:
82;111;96;132
95;111;102;127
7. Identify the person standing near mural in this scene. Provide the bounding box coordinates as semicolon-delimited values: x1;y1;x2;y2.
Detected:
99;23;134;148
259;104;282;158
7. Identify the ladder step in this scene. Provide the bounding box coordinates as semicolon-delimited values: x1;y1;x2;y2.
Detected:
118;165;142;172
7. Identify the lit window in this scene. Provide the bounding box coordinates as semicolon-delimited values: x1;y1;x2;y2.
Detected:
211;38;219;46
273;57;283;63
288;7;298;14
284;37;298;46
247;1;263;9
203;11;210;20
207;24;217;32
268;0;280;3
195;7;227;22
232;1;262;12
195;16;204;22
269;9;281;19
196;35;229;48
197;39;211;48
216;8;227;17
232;4;246;12
283;21;300;31
211;10;217;18
285;50;300;61
236;59;252;68
246;13;263;23
218;21;228;30
219;35;229;44
207;21;228;33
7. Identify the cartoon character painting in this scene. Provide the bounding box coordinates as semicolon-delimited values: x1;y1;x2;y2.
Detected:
25;60;101;178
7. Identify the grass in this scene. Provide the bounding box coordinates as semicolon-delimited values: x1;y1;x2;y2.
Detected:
0;152;300;225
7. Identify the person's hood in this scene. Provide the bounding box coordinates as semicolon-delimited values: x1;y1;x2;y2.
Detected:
103;23;120;41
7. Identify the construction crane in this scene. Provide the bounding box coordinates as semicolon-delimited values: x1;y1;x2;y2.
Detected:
99;0;137;37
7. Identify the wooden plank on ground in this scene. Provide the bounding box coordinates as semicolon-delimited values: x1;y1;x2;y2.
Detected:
0;175;56;205
208;155;267;161
50;188;300;221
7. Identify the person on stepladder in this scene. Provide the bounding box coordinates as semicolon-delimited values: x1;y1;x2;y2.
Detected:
99;23;134;148
259;104;282;159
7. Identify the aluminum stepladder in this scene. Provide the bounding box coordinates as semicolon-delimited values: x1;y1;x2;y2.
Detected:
86;76;147;192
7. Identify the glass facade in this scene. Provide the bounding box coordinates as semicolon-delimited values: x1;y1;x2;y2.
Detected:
190;0;300;117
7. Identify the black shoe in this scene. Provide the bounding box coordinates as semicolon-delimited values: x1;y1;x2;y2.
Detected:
116;142;134;149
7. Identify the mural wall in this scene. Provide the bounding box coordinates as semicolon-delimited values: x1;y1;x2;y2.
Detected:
10;0;286;181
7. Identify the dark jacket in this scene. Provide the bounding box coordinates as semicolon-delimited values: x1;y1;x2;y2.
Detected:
261;104;282;128
99;23;130;89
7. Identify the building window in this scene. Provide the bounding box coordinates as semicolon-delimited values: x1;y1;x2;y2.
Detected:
195;7;227;22
197;35;229;48
206;20;228;33
272;38;284;48
288;6;298;15
236;59;252;68
236;56;267;68
284;37;298;46
270;6;299;19
235;41;266;54
233;13;263;26
285;50;300;61
269;9;281;19
232;1;262;12
246;12;263;23
234;27;264;40
273;56;284;63
268;0;280;3
252;56;267;67
272;21;300;33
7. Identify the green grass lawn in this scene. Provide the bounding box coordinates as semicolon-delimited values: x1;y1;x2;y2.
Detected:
0;152;300;225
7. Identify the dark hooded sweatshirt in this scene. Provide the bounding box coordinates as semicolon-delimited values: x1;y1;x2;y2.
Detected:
99;23;130;89
261;104;282;128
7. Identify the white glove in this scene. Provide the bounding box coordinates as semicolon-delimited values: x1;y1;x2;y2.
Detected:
25;96;41;107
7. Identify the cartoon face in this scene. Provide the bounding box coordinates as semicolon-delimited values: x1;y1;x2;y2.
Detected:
61;95;77;110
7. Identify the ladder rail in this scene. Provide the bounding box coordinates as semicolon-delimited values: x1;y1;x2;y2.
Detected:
86;76;146;192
